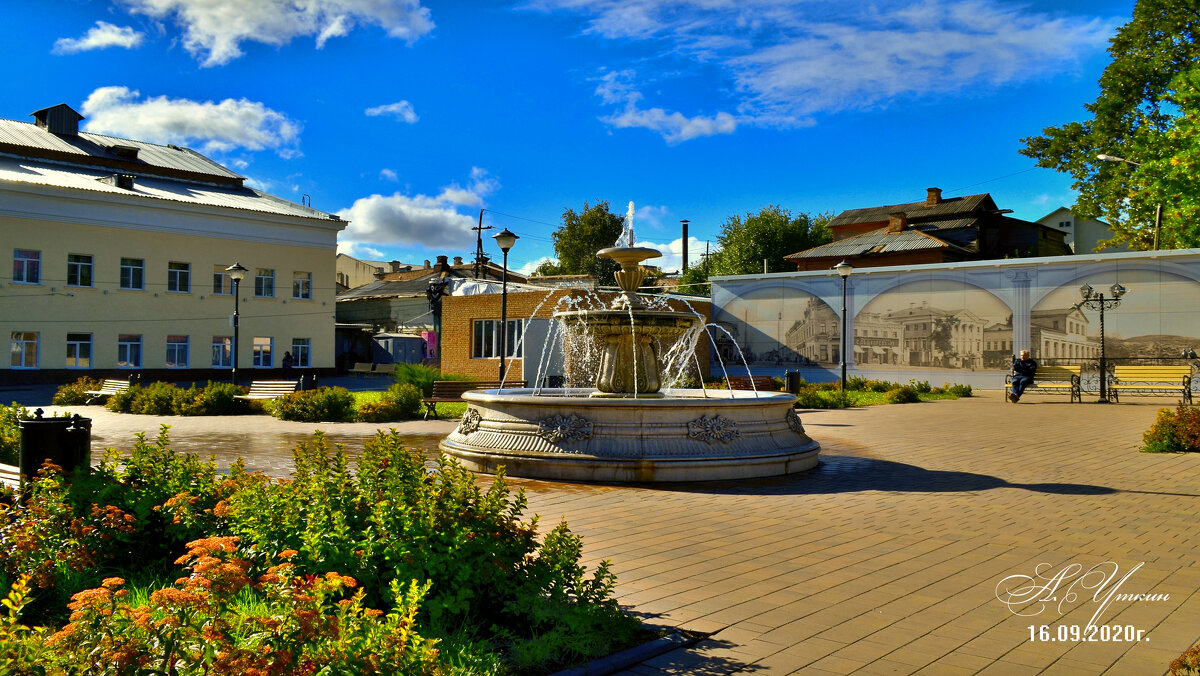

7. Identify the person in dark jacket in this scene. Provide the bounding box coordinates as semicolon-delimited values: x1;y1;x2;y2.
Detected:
281;351;295;378
1009;350;1037;403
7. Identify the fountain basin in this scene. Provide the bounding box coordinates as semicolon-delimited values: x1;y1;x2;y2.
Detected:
440;388;820;482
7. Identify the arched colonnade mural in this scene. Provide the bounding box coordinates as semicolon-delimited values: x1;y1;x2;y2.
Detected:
709;249;1200;389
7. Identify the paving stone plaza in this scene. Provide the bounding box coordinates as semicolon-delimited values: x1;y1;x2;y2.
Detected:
36;389;1200;675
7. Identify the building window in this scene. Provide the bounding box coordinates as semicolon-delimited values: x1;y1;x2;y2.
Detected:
212;336;232;368
120;258;145;290
255;269;275;297
66;333;91;368
13;250;40;284
292;271;312;299
118;335;142;368
253;337;273;367
67;254;93;287
10;332;38;368
168;262;191;293
213;266;233;295
166;335;189;368
292;338;311;367
472;319;524;359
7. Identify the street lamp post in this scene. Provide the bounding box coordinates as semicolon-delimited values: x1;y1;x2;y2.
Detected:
1097;153;1162;250
835;261;853;390
225;262;248;386
492;228;519;382
1074;281;1127;403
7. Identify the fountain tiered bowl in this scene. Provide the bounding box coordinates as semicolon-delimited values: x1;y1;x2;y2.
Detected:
439;242;820;482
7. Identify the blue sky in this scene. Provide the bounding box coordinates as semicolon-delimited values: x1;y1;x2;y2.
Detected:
3;0;1135;275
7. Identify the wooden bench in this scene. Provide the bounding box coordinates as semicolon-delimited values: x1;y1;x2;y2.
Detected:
350;362;378;375
83;378;131;403
726;375;777;391
233;380;299;400
1006;365;1082;403
1110;366;1193;404
0;464;19;490
422;380;526;420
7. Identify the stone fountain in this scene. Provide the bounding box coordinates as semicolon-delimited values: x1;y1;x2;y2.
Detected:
439;204;820;482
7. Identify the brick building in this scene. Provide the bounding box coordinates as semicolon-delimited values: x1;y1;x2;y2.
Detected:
784;188;1071;271
440;289;711;384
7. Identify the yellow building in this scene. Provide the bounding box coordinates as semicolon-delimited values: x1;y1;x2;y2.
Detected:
1;104;345;384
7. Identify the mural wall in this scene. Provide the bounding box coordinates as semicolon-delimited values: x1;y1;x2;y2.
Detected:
710;249;1200;388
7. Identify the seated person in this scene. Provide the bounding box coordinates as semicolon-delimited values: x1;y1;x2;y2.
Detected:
1009;350;1037;403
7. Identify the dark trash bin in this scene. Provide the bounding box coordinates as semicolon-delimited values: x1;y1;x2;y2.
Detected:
785;371;803;394
18;409;91;478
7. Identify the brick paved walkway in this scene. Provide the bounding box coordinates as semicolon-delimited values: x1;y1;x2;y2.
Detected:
514;391;1200;675
33;390;1200;674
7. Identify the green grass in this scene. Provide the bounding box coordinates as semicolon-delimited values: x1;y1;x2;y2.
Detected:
852;392;961;406
350;391;466;420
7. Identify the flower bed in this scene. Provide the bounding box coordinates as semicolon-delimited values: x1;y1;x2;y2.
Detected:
0;430;640;674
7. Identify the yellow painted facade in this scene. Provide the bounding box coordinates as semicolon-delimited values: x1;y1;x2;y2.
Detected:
2;176;343;383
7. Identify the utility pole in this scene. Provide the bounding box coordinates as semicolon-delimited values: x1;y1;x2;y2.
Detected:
472;209;493;279
702;240;711;277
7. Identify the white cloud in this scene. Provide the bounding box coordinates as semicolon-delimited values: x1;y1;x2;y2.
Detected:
337;241;387;259
594;69;736;143
539;1;1116;135
123;0;434;66
518;256;557;276
634;204;671;229
79;87;302;158
336;168;501;251
53;21;145;54
380;168;399;181
636;236;706;274
365;101;419;123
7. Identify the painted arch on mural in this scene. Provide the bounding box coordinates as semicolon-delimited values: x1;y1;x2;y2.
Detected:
713;284;839;366
858;280;1014;370
1033;268;1200;360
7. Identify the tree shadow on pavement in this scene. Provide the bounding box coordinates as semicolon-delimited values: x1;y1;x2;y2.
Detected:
658;455;1118;497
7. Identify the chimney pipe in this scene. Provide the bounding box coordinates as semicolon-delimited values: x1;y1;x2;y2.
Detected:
423;260;431;269
925;187;943;207
453;256;463;266
887;212;908;233
389;260;401;273
680;219;690;272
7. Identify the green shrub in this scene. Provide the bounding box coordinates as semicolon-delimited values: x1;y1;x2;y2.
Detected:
103;385;139;413
0;403;31;467
1142;404;1200;453
884;386;921;404
946;383;973;397
130;382;177;415
357;383;423;422
271;386;357;422
52;377;103;406
393;363;474;397
909;379;932;394
794;386;854;409
771;376;786;391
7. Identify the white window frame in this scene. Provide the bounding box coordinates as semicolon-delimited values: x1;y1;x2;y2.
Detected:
118;335;142;368
166;335;189;368
167;261;191;293
471;319;524;359
292;271;312;300
10;332;38;369
120;257;145;290
253;336;273;367
255;268;275;298
67;253;93;287
212;336;233;368
13;250;40;285
66;333;92;369
213;266;233;296
291;338;311;367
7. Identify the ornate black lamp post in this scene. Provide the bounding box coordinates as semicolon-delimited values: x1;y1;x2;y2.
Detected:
492;228;519;381
835;261;853;390
225;262;248;386
1075;281;1127;402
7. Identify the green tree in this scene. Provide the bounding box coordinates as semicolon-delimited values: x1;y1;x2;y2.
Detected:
679;205;832;293
1020;1;1200;249
534;201;626;286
